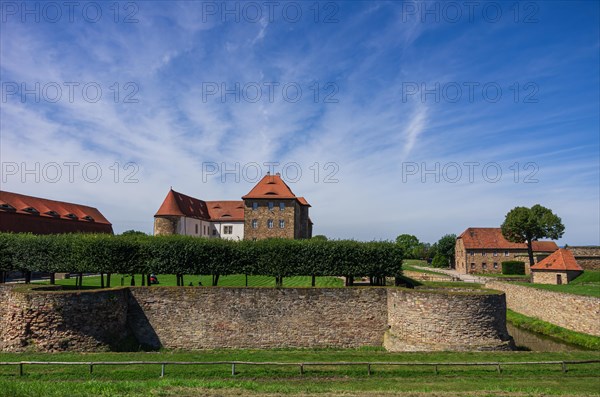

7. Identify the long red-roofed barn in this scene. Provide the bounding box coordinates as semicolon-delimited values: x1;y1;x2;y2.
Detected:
455;227;558;274
154;172;312;240
0;190;113;234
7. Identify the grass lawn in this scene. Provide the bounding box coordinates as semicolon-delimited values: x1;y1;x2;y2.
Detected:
0;350;599;397
35;274;344;289
510;270;600;298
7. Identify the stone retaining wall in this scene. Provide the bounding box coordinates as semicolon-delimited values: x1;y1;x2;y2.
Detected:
0;285;129;352
0;285;514;352
485;281;600;336
385;288;513;351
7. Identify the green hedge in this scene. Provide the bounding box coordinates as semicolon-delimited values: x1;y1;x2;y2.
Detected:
502;260;526;275
0;233;403;279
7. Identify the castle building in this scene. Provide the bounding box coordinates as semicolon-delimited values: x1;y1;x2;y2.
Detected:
455;227;558;274
154;173;312;240
0;190;113;234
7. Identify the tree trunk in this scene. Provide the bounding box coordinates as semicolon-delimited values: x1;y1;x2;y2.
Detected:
147;274;151;286
130;274;135;286
141;273;146;286
78;273;83;288
527;240;535;269
25;271;31;284
0;270;5;284
100;273;104;289
50;273;55;285
245;274;248;287
212;274;220;286
106;273;111;288
311;275;316;287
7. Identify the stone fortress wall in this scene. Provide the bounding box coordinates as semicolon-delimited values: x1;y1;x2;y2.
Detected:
0;285;514;352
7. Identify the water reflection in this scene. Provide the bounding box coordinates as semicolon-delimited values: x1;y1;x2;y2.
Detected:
507;323;587;352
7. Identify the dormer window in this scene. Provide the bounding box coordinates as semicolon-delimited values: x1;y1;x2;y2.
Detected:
83;215;94;222
23;207;39;214
65;213;78;220
45;210;60;217
0;203;15;211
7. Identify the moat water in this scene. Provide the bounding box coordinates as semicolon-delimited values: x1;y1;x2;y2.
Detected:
507;323;588;351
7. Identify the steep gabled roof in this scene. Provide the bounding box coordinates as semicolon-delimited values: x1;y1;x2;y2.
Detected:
155;189;210;219
155;190;244;222
242;173;311;206
0;190;112;234
458;227;558;251
242;173;297;199
531;248;583;271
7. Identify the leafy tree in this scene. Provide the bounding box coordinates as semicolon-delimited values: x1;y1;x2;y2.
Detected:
436;234;457;267
431;253;448;268
395;234;420;259
121;230;147;236
501;204;565;267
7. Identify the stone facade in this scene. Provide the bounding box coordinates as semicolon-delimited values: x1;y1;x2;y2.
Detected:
456;239;547;275
154;216;179;236
0;285;513;352
568;246;600;270
243;199;298;240
531;270;582;285
486;281;600;336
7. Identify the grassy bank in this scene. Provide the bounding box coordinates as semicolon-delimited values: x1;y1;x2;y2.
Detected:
511;270;600;298
34;274;344;288
0;350;599;397
507;309;600;350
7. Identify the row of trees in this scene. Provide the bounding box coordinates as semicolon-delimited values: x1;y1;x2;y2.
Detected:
395;233;456;268
0;233;403;287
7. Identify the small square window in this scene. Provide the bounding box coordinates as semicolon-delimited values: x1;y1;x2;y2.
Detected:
482;263;487;269
470;263;475;269
279;219;285;228
482;252;487;256
267;219;274;229
469;251;474;256
252;219;258;229
212;229;217;236
493;262;498;269
224;226;233;234
504;251;509;257
195;224;199;234
493;251;498;257
279;202;285;211
268;202;274;211
252;202;258;211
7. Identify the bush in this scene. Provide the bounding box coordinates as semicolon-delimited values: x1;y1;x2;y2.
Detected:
502;260;526;275
431;253;449;268
0;233;403;280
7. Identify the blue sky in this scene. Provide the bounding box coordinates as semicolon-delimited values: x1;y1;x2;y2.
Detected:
1;1;599;245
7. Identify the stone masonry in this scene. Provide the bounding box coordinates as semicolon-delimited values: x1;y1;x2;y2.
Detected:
1;285;515;352
486;281;600;336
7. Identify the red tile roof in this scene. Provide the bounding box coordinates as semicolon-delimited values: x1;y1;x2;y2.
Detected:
458;228;558;251
155;189;243;221
0;190;113;234
206;201;244;222
531;249;583;271
242;173;310;206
